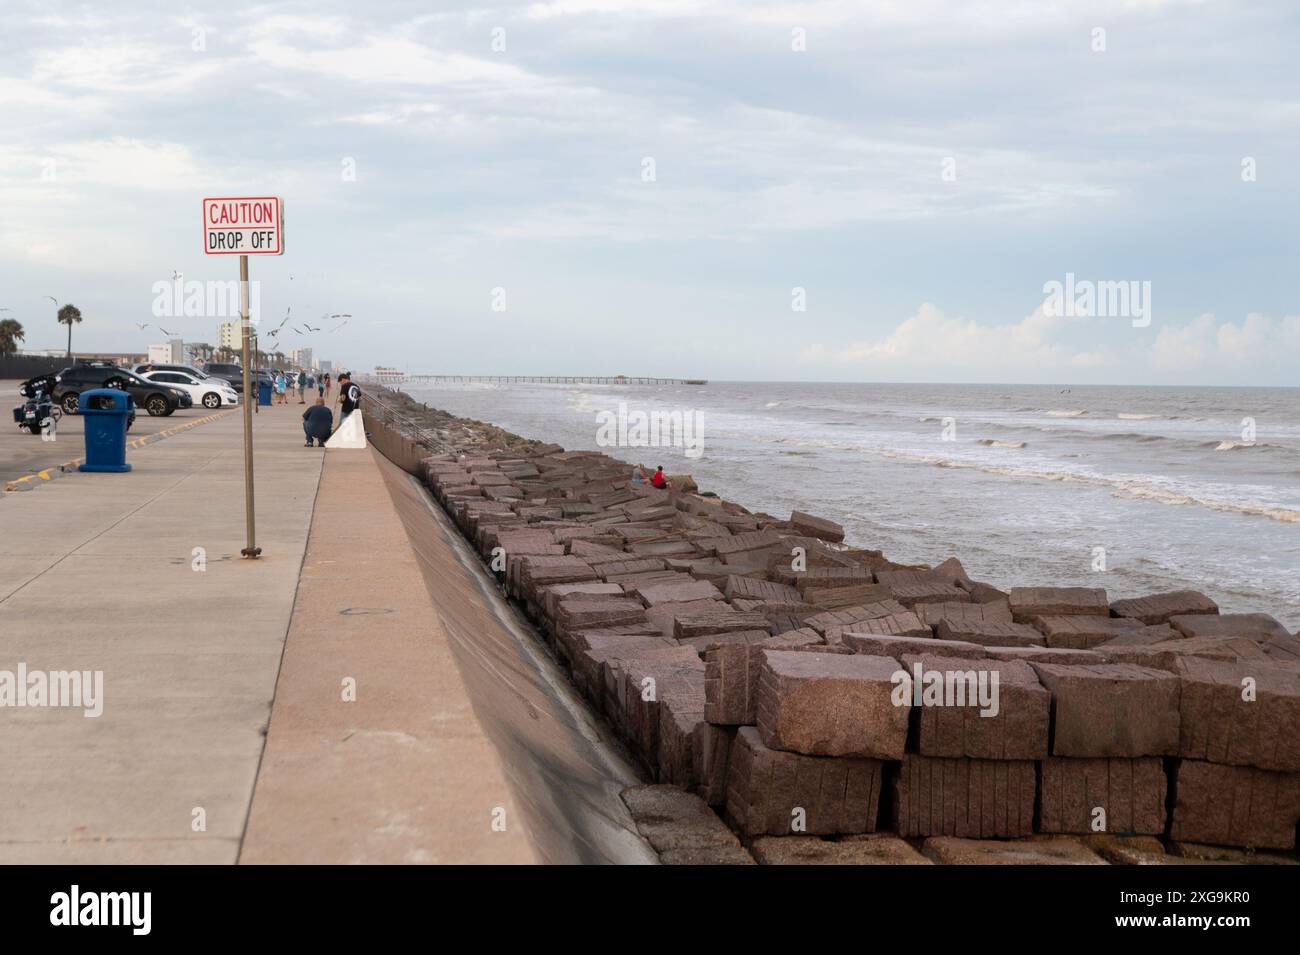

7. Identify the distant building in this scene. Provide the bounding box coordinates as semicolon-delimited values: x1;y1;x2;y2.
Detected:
218;321;242;351
148;339;184;364
318;359;332;374
290;347;313;369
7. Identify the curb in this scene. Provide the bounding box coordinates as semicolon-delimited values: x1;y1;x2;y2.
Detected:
3;408;234;494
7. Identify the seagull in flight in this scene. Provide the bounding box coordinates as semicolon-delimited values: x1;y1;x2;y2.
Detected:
135;322;150;330
159;327;176;336
44;296;58;307
302;323;320;332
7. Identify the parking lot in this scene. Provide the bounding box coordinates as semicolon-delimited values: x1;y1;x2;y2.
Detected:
0;379;238;487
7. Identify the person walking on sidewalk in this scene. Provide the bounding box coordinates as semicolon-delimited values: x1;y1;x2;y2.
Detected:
297;369;307;404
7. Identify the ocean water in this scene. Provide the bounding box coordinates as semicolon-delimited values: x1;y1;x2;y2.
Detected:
401;380;1300;630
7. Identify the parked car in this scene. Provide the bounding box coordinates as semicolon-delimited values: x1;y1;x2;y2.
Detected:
54;364;193;417
133;361;214;379
139;369;239;409
201;362;250;393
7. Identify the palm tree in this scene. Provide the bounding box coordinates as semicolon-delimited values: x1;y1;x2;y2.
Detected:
0;318;24;357
57;304;82;358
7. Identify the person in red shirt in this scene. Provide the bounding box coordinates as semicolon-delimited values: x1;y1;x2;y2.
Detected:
650;466;671;490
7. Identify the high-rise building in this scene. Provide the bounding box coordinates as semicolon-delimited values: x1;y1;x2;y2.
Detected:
218;321;241;351
290;347;313;369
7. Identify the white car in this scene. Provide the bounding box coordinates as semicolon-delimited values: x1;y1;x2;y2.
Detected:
139;369;240;409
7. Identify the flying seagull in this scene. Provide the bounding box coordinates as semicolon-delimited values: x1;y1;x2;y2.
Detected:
302;323;320;332
135;322;150;330
159;327;176;336
44;296;58;307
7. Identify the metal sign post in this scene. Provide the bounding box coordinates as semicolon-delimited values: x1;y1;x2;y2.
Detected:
203;196;284;560
239;253;259;558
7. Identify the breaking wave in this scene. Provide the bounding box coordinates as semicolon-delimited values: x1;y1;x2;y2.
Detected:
858;447;1300;524
1208;440;1281;451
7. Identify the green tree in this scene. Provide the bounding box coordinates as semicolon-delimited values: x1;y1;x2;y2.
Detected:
57;303;82;358
0;318;24;357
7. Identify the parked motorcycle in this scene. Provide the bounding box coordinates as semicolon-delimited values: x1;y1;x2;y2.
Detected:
13;373;62;436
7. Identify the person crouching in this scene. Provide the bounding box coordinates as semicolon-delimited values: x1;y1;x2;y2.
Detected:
303;397;333;447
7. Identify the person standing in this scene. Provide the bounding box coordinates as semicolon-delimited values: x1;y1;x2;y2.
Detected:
337;372;362;417
338;371;364;420
297;369;307;404
275;371;287;405
323;373;331;397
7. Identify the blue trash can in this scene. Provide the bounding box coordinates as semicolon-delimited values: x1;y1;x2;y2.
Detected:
78;388;134;473
258;379;272;406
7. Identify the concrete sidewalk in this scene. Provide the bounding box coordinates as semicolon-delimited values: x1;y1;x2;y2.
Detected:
0;404;323;863
240;446;538;864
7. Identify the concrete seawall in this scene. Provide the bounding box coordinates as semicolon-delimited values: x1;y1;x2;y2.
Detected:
370;384;1300;864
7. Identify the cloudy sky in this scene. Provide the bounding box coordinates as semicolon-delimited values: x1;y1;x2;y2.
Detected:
2;0;1297;384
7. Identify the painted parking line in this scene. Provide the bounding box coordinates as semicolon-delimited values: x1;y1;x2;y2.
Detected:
3;409;235;493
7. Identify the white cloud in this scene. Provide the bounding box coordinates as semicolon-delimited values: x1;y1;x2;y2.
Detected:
802;303;1096;371
246;35;531;87
808;306;1299;382
1153;312;1300;369
31;41;226;93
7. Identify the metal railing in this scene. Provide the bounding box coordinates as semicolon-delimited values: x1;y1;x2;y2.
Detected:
363;389;448;451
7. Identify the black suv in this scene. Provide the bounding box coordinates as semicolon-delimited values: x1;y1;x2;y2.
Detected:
202;362;248;393
54;364;193;417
